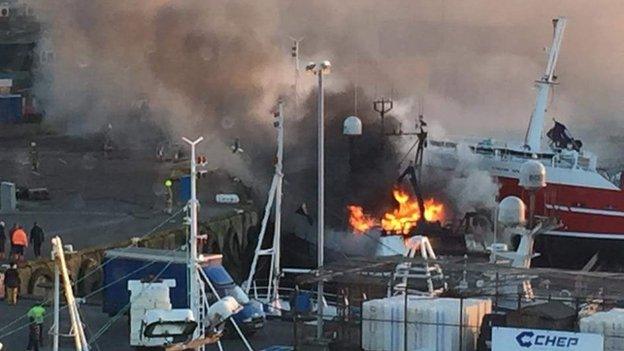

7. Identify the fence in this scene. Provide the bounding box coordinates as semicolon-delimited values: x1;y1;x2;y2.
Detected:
285;257;624;351
288;291;624;351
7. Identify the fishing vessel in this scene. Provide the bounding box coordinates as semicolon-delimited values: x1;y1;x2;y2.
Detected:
425;17;624;268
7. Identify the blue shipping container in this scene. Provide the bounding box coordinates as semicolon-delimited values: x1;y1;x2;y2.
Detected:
101;247;265;334
0;95;22;123
102;253;190;314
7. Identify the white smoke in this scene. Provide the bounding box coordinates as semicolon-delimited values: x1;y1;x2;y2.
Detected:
446;144;500;214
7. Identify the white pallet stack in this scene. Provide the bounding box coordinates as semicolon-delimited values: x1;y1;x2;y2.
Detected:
362;295;491;351
580;308;624;351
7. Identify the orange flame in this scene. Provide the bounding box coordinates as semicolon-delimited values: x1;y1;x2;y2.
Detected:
347;205;376;234
347;188;445;235
381;189;445;234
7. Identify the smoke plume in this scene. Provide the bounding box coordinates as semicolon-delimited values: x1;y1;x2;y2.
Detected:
25;0;624;232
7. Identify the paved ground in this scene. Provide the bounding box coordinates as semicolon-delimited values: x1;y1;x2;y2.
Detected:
0;296;294;350
0;126;178;259
0;125;248;262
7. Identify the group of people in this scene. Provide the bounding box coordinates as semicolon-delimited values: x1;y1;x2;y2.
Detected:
0;219;47;350
0;221;45;262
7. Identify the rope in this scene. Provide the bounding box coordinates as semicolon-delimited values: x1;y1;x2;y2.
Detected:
398;138;419;166
79;308;102;351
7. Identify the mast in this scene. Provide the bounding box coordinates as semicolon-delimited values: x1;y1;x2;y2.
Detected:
524;17;567;151
244;100;285;311
182;136;204;348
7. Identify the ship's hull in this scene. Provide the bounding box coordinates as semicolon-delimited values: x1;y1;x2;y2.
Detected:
498;176;624;238
498;175;624;269
426;144;624;268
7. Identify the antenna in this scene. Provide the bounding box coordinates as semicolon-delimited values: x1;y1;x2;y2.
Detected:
373;97;393;138
354;84;358;115
289;36;304;115
244;101;285;316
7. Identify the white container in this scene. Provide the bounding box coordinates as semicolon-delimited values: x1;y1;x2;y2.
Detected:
580;308;624;351
128;279;176;347
0;182;16;213
362;296;492;351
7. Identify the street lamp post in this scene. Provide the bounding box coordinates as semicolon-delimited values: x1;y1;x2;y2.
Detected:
306;60;331;339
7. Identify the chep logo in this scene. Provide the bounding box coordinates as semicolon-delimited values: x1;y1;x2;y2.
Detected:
516;331;534;348
514;330;579;348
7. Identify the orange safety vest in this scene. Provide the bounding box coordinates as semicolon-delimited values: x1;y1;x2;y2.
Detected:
12;229;28;246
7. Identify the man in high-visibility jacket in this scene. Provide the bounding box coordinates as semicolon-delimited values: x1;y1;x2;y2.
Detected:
27;303;45;347
11;226;28;262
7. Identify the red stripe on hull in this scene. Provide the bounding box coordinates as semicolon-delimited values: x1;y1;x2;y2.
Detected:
497;177;624;237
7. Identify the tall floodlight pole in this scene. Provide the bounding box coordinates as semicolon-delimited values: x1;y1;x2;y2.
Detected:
306;60;331;339
182;136;204;345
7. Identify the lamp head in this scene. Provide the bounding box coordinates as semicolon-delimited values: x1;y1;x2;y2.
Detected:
320;60;331;73
205;296;243;328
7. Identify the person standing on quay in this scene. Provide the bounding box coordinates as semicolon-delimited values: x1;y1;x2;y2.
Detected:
30;222;45;258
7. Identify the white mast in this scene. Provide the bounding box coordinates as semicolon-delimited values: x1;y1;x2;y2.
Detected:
244;101;285;313
524;17;567;151
182;136;204;347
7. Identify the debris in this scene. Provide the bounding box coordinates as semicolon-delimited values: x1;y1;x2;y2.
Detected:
296;203;313;225
230;138;244;154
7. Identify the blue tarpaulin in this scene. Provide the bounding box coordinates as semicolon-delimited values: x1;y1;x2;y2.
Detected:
0;94;22;123
179;175;191;203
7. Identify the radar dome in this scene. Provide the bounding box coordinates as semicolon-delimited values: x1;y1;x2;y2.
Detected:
498;196;527;226
519;160;546;190
343;116;362;136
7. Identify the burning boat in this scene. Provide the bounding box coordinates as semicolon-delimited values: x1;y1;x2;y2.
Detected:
348;188;445;235
425;17;624;268
347;163;466;256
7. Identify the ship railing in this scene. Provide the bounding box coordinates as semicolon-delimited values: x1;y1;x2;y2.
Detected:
429;138;601;173
249;279;340;308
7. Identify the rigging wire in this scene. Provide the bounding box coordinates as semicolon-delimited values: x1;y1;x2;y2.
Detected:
87;261;174;346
